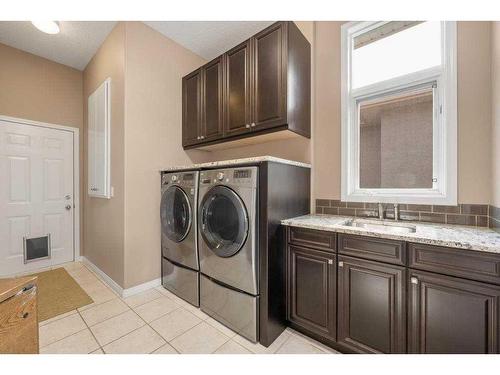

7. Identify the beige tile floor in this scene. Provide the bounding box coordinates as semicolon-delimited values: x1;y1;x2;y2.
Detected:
37;261;339;354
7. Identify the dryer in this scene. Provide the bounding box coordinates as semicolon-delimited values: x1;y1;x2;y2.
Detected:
197;167;259;341
160;170;199;306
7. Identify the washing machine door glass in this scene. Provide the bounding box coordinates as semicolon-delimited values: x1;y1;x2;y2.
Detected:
161;186;192;242
200;185;249;258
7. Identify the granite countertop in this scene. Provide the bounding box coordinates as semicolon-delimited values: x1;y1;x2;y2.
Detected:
160;156;311;172
281;214;500;254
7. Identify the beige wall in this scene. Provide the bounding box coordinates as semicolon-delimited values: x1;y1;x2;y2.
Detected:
0;42;84;251
83;23;126;286
313;22;343;201
492;22;500;207
313;21;493;204
122;22;208;288
457;22;492;204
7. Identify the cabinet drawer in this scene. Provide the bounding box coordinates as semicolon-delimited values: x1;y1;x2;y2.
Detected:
288;227;336;251
338;234;406;266
408;243;500;285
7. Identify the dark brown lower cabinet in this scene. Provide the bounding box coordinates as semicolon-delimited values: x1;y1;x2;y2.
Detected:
287;245;336;342
337;255;406;353
408;270;500;353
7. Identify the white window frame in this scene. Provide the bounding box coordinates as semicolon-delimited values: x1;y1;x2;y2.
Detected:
341;21;457;205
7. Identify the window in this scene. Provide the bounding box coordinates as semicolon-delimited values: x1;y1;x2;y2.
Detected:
341;21;457;205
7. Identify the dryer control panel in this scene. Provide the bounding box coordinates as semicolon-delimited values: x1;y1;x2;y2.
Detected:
200;167;258;189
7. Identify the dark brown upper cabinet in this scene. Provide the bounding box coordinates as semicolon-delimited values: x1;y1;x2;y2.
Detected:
337;255;407;353
408;270;500;354
182;21;311;149
182;57;224;146
182;69;202;147
252;22;287;131
287;245;336;342
202;56;224;142
225;40;252;137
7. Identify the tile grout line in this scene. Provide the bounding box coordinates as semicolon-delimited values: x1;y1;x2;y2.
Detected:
38;326;89;350
95;309;147;352
126;300;179;354
76;308;104;353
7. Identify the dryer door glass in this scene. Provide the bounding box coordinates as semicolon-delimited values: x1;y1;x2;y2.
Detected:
200;185;249;257
161;186;192;242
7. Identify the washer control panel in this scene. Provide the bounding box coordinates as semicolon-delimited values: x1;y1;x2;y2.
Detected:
161;171;198;188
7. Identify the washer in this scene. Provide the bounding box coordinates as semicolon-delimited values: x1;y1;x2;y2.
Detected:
160;170;199;306
198;167;258;341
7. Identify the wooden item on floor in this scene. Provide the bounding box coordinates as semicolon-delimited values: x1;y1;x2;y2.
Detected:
0;276;39;354
30;267;93;322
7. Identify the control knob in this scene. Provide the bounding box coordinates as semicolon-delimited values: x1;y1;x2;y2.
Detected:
171;175;178;182
216;172;224;181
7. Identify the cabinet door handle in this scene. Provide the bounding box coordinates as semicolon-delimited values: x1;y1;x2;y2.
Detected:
411;277;419;285
338;261;344;267
200;135;205;139
251;122;256;127
245;124;251;128
328;259;333;265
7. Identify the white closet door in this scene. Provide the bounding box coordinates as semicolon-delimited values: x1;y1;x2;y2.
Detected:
0;120;74;276
88;78;111;198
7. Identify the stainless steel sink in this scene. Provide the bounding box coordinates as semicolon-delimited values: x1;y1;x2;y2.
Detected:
342;219;417;234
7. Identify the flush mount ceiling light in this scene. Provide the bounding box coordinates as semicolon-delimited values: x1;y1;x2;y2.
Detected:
31;21;60;34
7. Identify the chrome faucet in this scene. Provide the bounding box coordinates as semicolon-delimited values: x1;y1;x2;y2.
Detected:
378;203;384;220
393;203;399;221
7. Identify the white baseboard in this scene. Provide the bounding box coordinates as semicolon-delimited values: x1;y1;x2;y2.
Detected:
80;256;161;298
121;277;162;298
80;256;123;296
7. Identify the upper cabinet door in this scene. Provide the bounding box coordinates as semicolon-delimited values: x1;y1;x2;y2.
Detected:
182;69;202;147
408;270;500;354
201;56;224;142
252;22;287;131
88;78;111;199
224;40;252;137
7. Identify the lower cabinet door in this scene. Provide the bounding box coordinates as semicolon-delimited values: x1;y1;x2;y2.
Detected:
337;255;406;353
287;245;336;341
408;270;500;353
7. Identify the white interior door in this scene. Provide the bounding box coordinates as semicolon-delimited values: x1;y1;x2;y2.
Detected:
0;119;74;276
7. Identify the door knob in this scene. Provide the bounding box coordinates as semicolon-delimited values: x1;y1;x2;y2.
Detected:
65;204;72;210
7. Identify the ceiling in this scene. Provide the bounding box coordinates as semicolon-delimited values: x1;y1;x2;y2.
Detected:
0;21;274;71
144;21;274;60
0;21;117;70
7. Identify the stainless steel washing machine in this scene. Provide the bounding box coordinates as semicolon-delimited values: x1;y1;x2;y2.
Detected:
160;170;199;306
197;167;259;342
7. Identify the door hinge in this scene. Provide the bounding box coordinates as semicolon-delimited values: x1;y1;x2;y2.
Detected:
338;261;344;267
